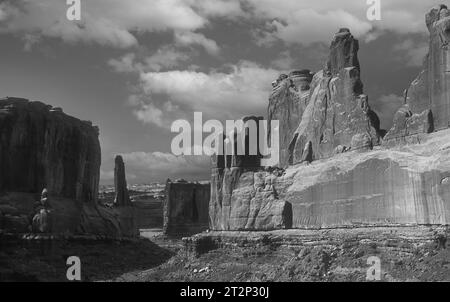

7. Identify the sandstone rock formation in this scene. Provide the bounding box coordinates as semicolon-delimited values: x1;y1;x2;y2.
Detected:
164;179;210;236
268;70;313;168
0;97;100;202
289;29;382;164
209;112;292;231
209;167;292;231
114;155;132;206
0;97;137;238
210;6;450;230
385;5;450;142
31;189;52;233
238;129;450;228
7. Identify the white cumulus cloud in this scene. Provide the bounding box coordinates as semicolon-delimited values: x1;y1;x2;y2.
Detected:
134;61;279;127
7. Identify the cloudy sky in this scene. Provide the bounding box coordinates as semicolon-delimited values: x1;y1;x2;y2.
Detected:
0;0;442;184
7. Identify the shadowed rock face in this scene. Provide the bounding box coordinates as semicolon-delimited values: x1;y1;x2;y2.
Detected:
114;155;131;206
0;97;138;238
385;5;450;142
164;180;210;236
0;97;100;203
289;29;381;164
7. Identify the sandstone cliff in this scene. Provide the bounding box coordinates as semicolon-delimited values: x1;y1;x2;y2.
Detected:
245;129;450;228
164;179;210;236
0;97;137;238
385;5;450;142
210;7;450;231
0;97;100;202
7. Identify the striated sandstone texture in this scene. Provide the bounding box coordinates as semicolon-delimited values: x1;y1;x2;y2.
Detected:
0;97;100;202
385;5;450;142
209;114;292;231
0;97;137;238
290;28;382;164
164;179;210;236
247;129;450;228
268;70;313;168
209;166;292;231
212;127;450;229
210;7;450;230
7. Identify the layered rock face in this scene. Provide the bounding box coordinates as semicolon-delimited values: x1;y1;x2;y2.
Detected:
268;70;313;168
0;97;137;237
0;97;100;203
209;167;292;231
210;7;450;230
209;115;292;231
290;29;382;164
212;129;450;229
114;155;132;206
164;180;210;236
385;5;450;141
275;129;450;227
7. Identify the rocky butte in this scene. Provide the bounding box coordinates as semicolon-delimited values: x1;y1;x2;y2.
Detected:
209;5;450;231
0;97;137;238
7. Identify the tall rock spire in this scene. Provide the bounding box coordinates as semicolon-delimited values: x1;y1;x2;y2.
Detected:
327;28;361;76
385;5;450;142
114;155;132;206
288;29;381;164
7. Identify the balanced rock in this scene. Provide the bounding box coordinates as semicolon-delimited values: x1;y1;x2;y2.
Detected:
31;188;52;233
114;155;132;206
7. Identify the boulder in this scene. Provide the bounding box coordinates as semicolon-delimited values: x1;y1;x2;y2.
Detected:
32;209;51;233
